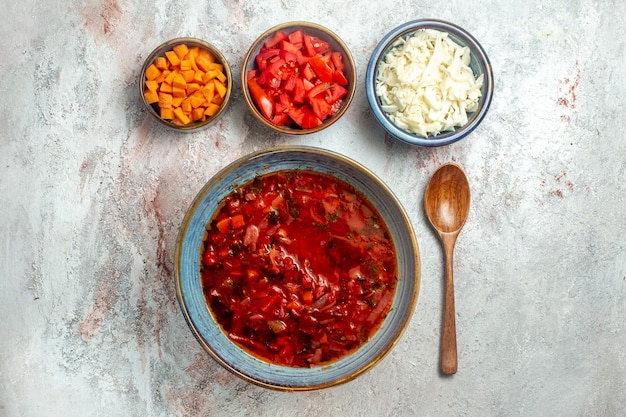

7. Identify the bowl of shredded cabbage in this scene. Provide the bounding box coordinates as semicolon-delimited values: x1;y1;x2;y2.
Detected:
366;19;493;147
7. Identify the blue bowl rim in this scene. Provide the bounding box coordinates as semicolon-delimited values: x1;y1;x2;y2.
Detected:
365;19;494;147
174;145;420;391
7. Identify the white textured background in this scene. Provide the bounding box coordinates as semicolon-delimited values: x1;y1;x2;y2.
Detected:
1;0;625;416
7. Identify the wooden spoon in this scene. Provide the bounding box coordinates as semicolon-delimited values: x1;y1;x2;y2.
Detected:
424;163;470;375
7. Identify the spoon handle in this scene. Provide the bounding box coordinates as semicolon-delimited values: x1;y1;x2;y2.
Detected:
441;233;458;375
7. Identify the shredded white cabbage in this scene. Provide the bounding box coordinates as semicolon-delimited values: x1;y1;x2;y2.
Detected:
375;29;483;137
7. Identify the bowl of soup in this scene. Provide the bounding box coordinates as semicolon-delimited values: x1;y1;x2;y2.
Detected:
175;146;420;390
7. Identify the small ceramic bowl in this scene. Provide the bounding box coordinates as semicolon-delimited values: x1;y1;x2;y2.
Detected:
139;37;232;132
175;146;420;391
241;22;356;135
366;19;494;147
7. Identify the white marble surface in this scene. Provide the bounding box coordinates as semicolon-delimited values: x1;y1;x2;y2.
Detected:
1;0;625;416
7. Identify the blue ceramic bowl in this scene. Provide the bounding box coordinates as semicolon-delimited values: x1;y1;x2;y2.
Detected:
175;146;420;391
366;19;494;147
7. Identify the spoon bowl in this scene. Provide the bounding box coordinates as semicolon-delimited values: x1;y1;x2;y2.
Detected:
424;163;470;374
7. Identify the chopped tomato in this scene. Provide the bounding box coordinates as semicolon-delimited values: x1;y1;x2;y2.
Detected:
287;106;305;126
279;40;300;55
255;48;279;71
331;51;345;73
301;108;322;129
264;30;289;49
246;29;350;129
292;78;306;105
282;74;296;92
332;70;349;86
303;34;330;56
301;63;316;81
307;82;331;99
248;78;274;120
327;84;348;103
310;96;332;120
288;29;303;46
271;112;289;126
308;55;333;83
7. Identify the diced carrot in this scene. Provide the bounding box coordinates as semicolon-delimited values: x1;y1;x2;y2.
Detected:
187;46;200;61
302;290;313;304
165;70;178;85
181;70;196;83
202;70;218;83
144;90;158;104
214;79;227;98
158;92;172;109
173;43;189;60
197;48;215;62
205;102;220;117
154;56;169;70
145;80;159;93
173;74;187;90
193;71;205;83
160;107;174;119
231;214;245;229
171;96;184;108
159;82;173;93
173;107;190;125
186;83;200;96
172;86;186;98
211;94;224;106
190;94;205;108
181;97;192;113
165;50;180;67
145;64;161;81
207;62;223;72
180;59;192;71
202;83;215;102
196;56;214;73
216;217;231;233
191;107;205;122
190;58;199;72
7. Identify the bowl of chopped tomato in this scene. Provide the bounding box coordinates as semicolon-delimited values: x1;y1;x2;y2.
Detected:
175;146;420;391
241;22;356;134
366;19;494;146
140;37;232;131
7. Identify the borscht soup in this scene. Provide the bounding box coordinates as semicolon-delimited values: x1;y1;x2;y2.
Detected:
200;170;397;367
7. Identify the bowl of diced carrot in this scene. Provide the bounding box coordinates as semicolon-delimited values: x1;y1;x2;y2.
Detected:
140;37;232;131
